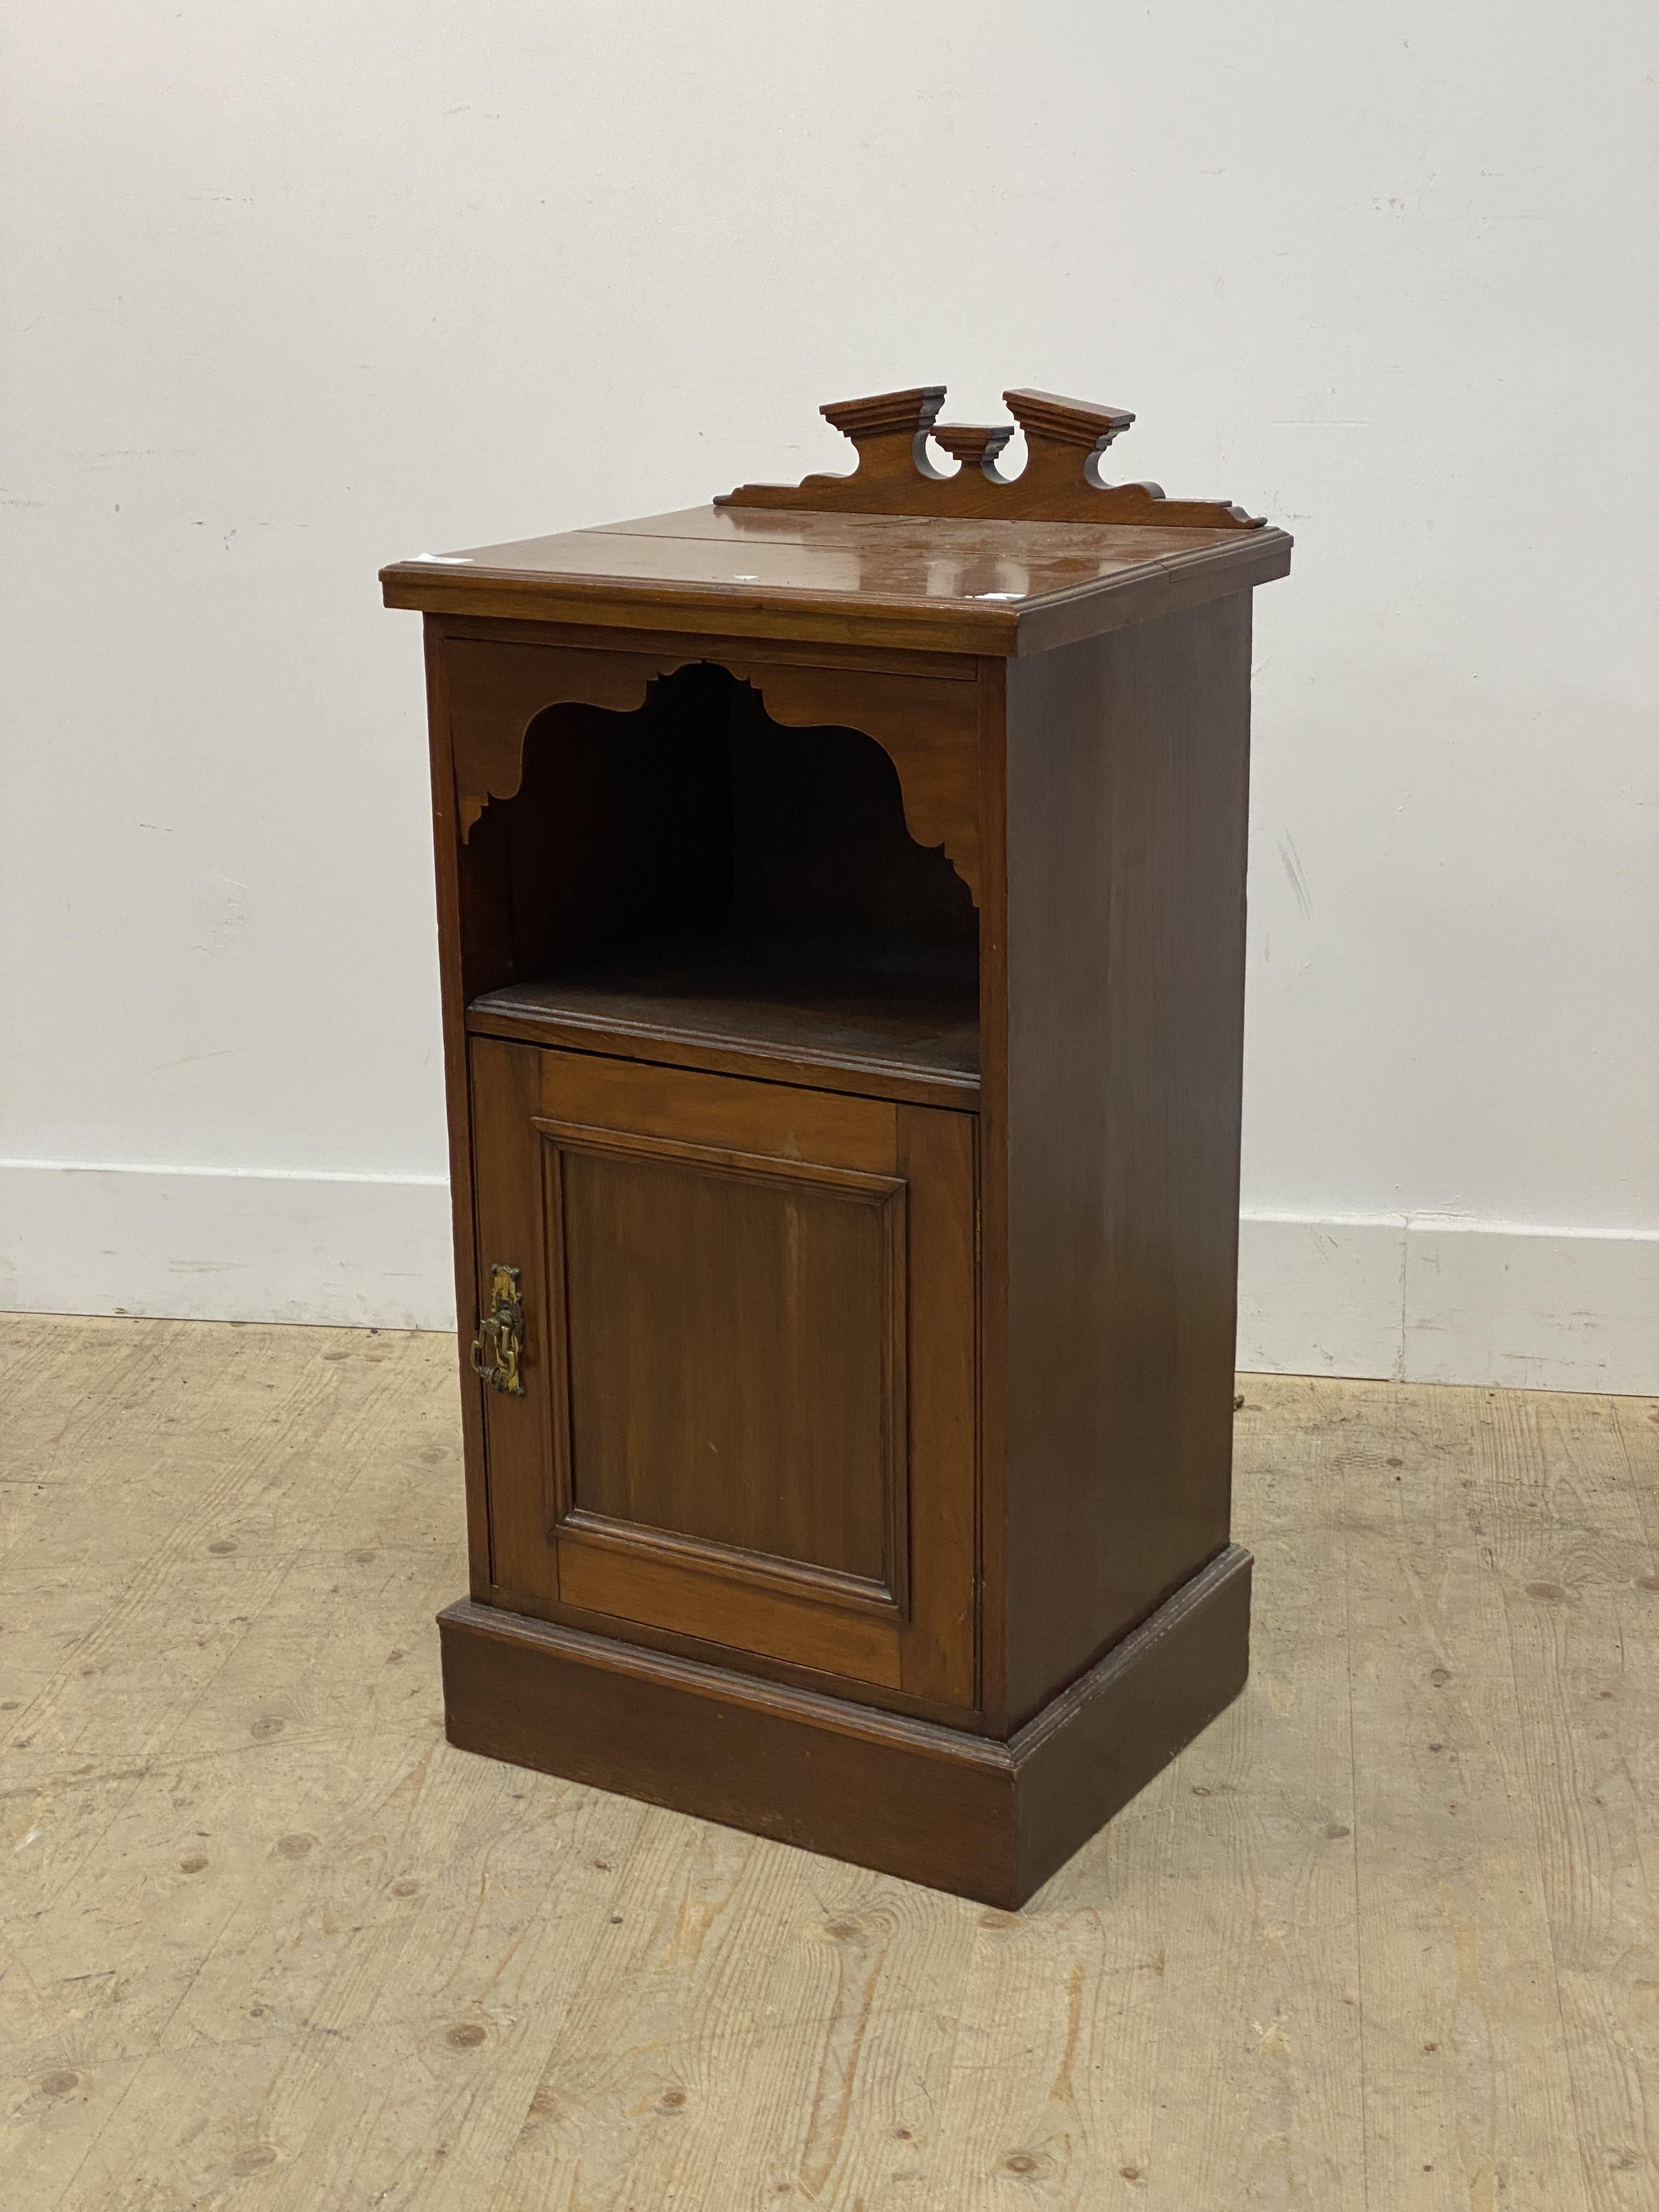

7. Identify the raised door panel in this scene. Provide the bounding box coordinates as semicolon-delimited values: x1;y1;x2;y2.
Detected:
550;1124;907;1608
468;1037;976;1708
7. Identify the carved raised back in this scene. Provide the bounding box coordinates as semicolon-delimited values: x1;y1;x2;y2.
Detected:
930;424;1017;479
819;386;949;489
720;384;1262;529
1004;389;1136;497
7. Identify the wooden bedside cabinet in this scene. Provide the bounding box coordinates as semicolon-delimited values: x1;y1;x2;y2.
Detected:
381;385;1292;1905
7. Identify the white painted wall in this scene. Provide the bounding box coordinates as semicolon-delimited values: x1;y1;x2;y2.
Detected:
4;2;1656;1386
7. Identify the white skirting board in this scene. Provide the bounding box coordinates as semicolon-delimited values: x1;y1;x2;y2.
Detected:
1238;1213;1659;1395
2;1163;1655;1394
0;1160;456;1333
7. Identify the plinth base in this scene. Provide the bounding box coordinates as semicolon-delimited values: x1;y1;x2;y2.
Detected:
437;1544;1250;1908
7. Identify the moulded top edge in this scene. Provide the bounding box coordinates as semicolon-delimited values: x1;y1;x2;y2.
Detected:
380;511;1292;656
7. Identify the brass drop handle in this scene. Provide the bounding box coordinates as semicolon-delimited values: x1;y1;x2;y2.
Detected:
471;1264;525;1396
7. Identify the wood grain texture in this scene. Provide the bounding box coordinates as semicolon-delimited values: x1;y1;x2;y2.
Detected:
442;636;983;903
547;1130;906;1599
436;1541;1250;1908
1151;1400;1365;2205
436;606;983;678
421;620;494;1597
930;1773;1178;2198
487;1818;805;2210
1459;1391;1659;2209
466;1038;979;1710
381;509;1293;655
1336;1379;1599;2208
720;385;1265;530
466;922;979;1109
415;549;1278;1898
4;1318;1654;2210
994;595;1254;1725
975;657;1012;1734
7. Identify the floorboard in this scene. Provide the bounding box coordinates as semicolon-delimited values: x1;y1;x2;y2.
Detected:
2;1316;1654;2209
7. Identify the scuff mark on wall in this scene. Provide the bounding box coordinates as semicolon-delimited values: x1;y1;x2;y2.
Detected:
1278;834;1313;922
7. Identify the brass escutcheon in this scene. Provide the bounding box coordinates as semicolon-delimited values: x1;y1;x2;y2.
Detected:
470;1264;524;1395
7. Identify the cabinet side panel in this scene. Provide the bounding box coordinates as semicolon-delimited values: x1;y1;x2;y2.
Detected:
1002;595;1252;1724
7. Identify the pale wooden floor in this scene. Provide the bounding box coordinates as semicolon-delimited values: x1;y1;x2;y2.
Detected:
2;1317;1656;2210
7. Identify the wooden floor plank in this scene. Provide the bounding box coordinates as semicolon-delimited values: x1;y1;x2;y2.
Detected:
245;1775;647;2212
1148;1481;1367;2207
931;1774;1175;2205
1613;1398;1659;1565
488;1815;821;2210
711;1857;979;2208
1345;1382;1592;2212
1466;1389;1659;2210
1;1313;1655;2209
0;2054;148;2209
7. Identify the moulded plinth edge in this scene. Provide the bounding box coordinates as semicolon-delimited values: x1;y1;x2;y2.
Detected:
437;1542;1251;1906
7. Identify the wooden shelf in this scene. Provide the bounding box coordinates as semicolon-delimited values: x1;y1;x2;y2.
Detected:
466;923;979;1107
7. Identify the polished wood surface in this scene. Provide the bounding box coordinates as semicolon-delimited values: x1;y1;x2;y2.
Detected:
994;595;1255;1725
721;385;1264;529
389;394;1289;1897
929;421;1017;473
441;649;979;1000
420;624;493;1593
438;1544;1250;1908
467;1039;978;1708
554;1137;904;1593
10;1317;1653;2210
442;637;983;903
382;505;1291;654
439;607;980;678
469;922;979;1107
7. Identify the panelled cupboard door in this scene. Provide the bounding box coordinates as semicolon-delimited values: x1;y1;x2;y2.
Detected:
467;1036;977;1708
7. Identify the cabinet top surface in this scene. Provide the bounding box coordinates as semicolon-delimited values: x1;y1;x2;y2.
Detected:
381;504;1291;656
383;386;1289;653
